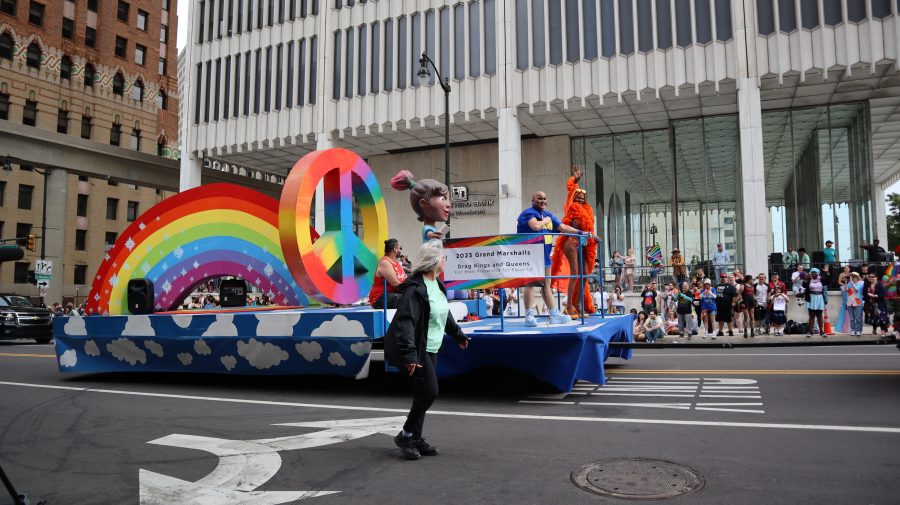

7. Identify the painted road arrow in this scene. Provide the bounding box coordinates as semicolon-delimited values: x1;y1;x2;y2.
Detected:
139;416;406;505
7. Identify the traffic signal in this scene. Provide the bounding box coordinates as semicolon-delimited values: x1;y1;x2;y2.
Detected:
26;234;35;252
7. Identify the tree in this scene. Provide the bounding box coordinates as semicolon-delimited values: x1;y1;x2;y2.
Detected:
887;193;900;250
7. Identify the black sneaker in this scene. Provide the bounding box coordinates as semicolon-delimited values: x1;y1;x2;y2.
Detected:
394;433;421;460
728;330;734;336
414;438;439;456
716;331;724;337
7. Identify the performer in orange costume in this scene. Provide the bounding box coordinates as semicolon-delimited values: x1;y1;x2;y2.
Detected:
551;166;599;317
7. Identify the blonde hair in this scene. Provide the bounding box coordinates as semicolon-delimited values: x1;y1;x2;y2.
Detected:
412;240;445;276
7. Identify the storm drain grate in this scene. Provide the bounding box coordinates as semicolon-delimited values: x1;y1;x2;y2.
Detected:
572;458;705;500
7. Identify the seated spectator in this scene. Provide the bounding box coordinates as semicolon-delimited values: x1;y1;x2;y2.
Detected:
633;312;647;342
643;310;663;343
665;312;680;335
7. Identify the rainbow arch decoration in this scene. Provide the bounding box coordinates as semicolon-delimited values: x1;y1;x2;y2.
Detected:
86;183;309;315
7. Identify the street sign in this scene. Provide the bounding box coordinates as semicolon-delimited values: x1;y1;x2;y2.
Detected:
39;284;47;298
35;259;52;277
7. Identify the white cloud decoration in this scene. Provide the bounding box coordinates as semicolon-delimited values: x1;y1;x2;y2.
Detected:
327;352;347;367
237;338;289;370
143;340;164;358
310;315;367;337
172;315;193;329
122;315;156;336
255;313;302;336
220;355;237;371
295;341;323;362
349;341;372;357
59;349;77;368
84;340;100;357
106;338;147;365
193;339;212;356
177;353;193;366
203;314;238;337
64;315;87;336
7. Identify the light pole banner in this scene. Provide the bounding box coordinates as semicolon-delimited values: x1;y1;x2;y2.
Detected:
443;234;546;290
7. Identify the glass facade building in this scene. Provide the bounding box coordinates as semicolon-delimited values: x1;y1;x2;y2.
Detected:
573;103;873;269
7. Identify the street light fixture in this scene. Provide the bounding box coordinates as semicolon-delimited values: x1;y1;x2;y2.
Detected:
417;53;452;232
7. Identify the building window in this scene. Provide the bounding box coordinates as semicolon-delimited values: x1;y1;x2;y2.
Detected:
87;0;97;12
160;24;168;43
156;90;167;110
110;122;121;146
264;47;272;111
356;25;365;96
331;30;341;100
370;23;379;93
22;100;37;126
383;20;392;91
75;229;86;250
84;63;95;88
194;63;202;123
0;181;5;205
157;138;166;156
85;26;96;48
112;72;125;95
137;9;148;30
28;0;43;25
135;44;146;65
126;201;138;221
80;115;91;139
57;109;68;134
60;55;72;80
309;36;317;104
115;36;127;58
0;93;9;120
104;231;117;247
15;223;31;247
17;185;33;209
25;42;41;69
76;194;88;216
106;198;118;219
223;56;231;116
14;262;29;284
0;32;12;60
233;53;241;116
469;2;482;74
284;43;292;107
117;0;129;22
253;49;261;113
0;0;15;16
162;0;168;10
275;44;283;109
74;264;87;285
62;16;74;39
130;128;141;150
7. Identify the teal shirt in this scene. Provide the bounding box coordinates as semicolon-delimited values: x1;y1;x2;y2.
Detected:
823;247;836;263
424;278;449;353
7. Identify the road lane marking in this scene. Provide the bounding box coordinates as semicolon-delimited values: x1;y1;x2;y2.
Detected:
607;370;900;375
0;380;899;434
0;352;55;358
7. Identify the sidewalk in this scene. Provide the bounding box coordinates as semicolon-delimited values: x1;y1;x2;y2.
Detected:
616;331;899;348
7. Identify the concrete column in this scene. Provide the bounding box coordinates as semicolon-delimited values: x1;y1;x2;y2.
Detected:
314;132;334;233
735;0;768;276
497;107;522;234
179;155;202;191
43;168;67;305
179;0;202;192
874;186;888;246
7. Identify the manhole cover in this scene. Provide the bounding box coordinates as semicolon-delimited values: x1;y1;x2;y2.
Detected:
572;458;705;500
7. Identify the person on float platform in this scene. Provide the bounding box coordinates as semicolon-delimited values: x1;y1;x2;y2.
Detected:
517;191;588;326
370;238;408;309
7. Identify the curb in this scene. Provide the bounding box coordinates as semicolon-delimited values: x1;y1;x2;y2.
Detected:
610;338;897;349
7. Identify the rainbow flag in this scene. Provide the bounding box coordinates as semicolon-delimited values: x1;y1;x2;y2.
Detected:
645;243;664;267
882;262;899;297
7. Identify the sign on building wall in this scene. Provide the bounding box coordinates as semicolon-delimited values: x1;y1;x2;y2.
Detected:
449;180;498;219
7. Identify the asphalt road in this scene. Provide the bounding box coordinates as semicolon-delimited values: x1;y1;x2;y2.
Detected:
1;340;899;504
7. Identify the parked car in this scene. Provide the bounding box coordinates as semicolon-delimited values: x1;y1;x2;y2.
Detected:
0;294;53;344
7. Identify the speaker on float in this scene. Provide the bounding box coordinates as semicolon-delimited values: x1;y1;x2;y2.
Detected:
220;279;247;308
127;278;155;315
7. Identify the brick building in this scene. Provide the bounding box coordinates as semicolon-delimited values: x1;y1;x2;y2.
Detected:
0;0;180;305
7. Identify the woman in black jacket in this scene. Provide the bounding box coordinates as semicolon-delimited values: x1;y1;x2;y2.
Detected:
384;240;470;460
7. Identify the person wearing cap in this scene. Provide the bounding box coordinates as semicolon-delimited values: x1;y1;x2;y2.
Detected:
670;248;686;285
699;278;717;338
802;267;829;337
712;243;730;280
823;240;837;266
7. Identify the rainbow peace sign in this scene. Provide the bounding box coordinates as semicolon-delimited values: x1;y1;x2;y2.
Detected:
279;149;388;305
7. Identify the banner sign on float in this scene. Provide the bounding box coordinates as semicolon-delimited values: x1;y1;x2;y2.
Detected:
442;234;546;290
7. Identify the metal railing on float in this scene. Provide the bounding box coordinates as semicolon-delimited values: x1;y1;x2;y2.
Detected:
377;232;605;333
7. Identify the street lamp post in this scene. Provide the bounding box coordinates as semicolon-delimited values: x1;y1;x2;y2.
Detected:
416;53;451;232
